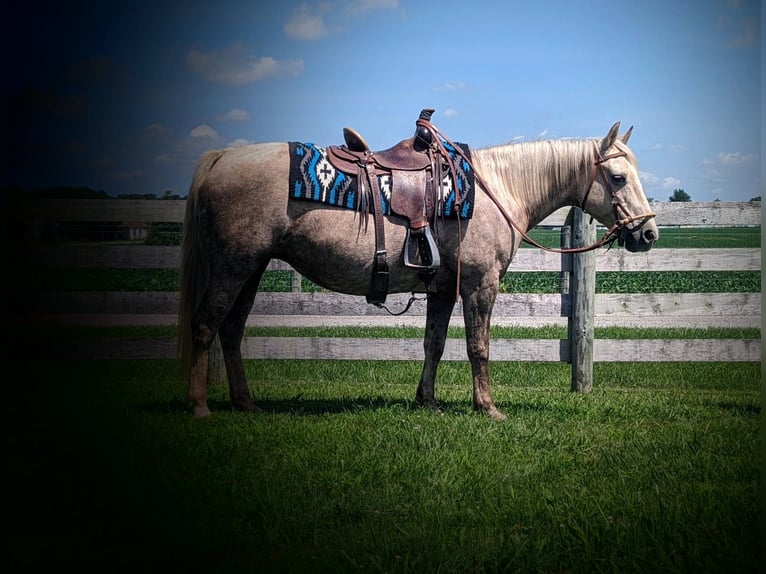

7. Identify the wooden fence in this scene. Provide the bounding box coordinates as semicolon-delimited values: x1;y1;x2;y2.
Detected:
10;199;761;377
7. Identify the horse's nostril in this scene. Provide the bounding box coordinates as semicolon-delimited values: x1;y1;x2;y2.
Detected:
644;229;656;242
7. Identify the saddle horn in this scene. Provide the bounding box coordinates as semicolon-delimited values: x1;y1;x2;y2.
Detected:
413;108;435;152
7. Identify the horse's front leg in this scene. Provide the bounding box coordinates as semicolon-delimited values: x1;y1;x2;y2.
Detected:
462;284;507;421
415;291;456;410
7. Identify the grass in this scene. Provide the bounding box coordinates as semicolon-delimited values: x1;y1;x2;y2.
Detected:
10;359;760;572
521;225;761;249
18;324;761;341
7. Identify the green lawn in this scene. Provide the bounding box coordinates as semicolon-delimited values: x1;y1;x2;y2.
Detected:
10;359;760;573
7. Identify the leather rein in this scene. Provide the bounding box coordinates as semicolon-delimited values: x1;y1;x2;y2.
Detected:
419;118;657;255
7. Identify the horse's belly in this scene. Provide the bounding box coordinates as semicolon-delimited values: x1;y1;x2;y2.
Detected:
276;207;423;296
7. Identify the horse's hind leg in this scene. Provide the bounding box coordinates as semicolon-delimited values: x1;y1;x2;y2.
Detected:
218;261;270;412
416;292;456;410
187;264;264;417
188;327;215;417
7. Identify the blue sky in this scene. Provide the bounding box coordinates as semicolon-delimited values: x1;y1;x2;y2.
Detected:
3;0;761;201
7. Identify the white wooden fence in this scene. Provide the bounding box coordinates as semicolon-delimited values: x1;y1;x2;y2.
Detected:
13;199;761;376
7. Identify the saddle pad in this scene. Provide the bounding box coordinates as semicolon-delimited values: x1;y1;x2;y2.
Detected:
288;141;474;219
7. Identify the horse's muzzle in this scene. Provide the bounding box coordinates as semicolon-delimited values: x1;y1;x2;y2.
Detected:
619;220;658;252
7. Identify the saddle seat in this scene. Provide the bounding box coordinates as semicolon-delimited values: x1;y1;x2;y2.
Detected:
325;136;439;267
324;109;448;304
340;128;432;171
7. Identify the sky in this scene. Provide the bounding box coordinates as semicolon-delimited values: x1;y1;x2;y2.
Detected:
2;0;761;202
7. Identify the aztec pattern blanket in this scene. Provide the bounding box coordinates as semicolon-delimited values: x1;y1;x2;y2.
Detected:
288;141;475;219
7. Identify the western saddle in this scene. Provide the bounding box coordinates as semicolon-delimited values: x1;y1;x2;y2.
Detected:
326;109;459;305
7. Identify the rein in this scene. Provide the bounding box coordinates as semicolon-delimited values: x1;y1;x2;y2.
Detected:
418;119;657;256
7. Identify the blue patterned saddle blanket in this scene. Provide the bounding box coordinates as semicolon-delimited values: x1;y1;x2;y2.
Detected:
288;141;475;219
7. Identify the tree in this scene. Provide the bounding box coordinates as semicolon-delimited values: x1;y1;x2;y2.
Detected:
669;188;691;202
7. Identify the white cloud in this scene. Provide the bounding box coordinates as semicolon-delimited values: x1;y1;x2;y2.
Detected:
640;171;659;186
186;44;303;86
433;81;468;92
216;109;251;122
717;151;755;165
652;143;686;153
443;108;459;118
661;176;681;189
283;1;398;40
143;123;173;143
344;0;398;13
228;138;253;147
284;4;330;40
150;125;226;169
189;124;218;138
702;151;757;167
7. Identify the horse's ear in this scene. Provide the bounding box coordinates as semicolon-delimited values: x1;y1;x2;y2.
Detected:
600;121;621;153
620;125;634;144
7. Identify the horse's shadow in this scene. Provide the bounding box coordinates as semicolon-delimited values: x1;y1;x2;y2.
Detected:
140;396;558;417
141;396;471;417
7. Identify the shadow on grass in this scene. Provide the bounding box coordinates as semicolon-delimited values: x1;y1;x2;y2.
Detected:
705;400;761;416
138;395;571;418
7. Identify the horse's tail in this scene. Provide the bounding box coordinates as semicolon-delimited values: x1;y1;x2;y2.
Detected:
177;149;226;375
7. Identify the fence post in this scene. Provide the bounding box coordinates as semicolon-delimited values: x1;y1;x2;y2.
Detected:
569;208;596;392
291;270;302;292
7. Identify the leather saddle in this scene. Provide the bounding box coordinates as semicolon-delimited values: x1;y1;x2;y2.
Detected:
325;109;448;304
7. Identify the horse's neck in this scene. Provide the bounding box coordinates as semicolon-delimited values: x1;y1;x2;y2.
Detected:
474;140;592;229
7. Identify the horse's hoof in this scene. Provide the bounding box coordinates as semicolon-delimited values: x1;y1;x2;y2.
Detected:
487;408;508;422
416;398;441;412
192;405;212;418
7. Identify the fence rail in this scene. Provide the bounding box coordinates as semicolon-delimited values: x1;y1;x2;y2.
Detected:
10;200;761;369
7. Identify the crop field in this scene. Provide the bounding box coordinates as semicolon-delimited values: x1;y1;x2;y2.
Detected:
28;226;762;294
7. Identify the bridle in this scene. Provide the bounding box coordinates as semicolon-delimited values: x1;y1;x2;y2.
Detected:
420;118;656;255
572;141;657;251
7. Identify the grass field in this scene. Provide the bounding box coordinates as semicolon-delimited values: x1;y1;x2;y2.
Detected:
12;225;760;571
10;359;760;573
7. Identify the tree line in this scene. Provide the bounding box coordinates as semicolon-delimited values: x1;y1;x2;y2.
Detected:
2;186;185;200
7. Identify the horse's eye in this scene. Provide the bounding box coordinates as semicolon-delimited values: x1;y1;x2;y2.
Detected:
612;174;626;185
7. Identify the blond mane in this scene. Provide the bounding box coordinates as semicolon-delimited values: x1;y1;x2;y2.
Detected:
473;138;637;227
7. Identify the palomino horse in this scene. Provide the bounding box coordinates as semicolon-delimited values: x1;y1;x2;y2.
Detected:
178;121;657;420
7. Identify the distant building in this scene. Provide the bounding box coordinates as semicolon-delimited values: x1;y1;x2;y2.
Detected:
120;221;148;241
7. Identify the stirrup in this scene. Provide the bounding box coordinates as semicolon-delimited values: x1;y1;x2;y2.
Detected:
403;226;440;270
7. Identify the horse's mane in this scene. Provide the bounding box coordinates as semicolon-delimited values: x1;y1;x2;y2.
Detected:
473;138;637;226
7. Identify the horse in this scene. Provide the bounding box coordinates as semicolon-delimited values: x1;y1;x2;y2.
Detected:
178;121;658;421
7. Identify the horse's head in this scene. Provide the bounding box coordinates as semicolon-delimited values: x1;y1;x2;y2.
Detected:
582;122;658;252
